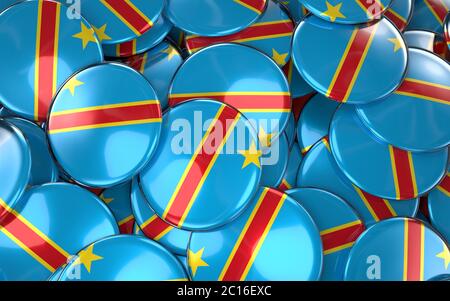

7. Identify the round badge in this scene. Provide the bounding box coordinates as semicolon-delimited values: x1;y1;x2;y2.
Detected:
427;167;450;243
404;30;449;59
139;99;261;231
280;0;309;22
345;218;450;280
99;181;134;234
47;63;162;188
187;187;322;280
297;93;338;155
356;48;450;152
58;235;188;281
384;0;414;32
260;133;289;187
283;60;315;99
78;0;164;44
5;117;58;186
123;40;183;110
407;0;450;34
102;14;172;58
278;143;302;191
131;177;191;255
330;105;448;200
169;43;291;141
0;183;119;280
297;137;419;225
166;0;268;36
299;0;390;24
185;0;294;67
0;119;31;210
287;188;365;280
284;112;296;148
0;0;103;121
292;15;407;104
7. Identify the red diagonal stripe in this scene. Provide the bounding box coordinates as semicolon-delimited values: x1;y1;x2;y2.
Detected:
321;222;365;253
36;0;59;121
392;148;416;199
0;203;68;271
438;174;450;194
356;0;384;15
236;0;266;13
141;216;172;239
397;79;450;104
169;93;290;110
359;189;396;220
425;0;448;23
49;102;161;132
119;217;135;234
186;20;293;52
384;9;407;31
405;219;423;280
221;189;284;281
164;106;239;226
117;40;135;57
102;0;152;34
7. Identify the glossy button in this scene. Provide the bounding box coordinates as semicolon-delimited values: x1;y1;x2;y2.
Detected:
297;138;419;226
0;0;103;121
5;117;58;186
58;235;188;281
407;0;450;34
185;0;294;67
356;48;450;152
297;93;338;155
282;60;315;100
47;63;162;188
300;0;390;24
169;43;291;141
330;106;448;200
292;15;408;104
78;0;164;44
0;183;119;280
0;119;31;210
260;134;289;187
123;40;183;110
187;187;323;280
384;0;414;32
99;181;134;234
102;14;172;58
345;218;449;281
278;143;302;192
139;99;261;231
427;167;450;243
131;177;191;255
166;0;268;36
287;188;365;280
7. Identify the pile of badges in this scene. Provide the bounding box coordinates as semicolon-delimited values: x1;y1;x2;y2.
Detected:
0;0;448;281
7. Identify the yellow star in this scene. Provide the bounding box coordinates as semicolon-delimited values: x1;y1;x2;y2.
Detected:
258;127;275;147
272;49;288;66
321;1;346;22
238;141;262;169
73;22;97;49
74;245;103;273
63;77;84;96
188;248;209;277
161;46;179;61
436;244;450;270
93;24;112;42
99;193;113;204
388;38;403;52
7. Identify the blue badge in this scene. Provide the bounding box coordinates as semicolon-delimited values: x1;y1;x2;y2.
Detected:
299;0;391;24
102;14;172;58
330;105;448;200
0;0;16;12
292;15;407;104
282;59;315;101
47;63;162;188
296;93;338;155
166;0;268;36
287;188;365;280
169;43;291;141
345;218;449;280
131;177;191;255
5;117;58;186
0;119;31;210
0;183;119;280
99;181;134;234
297;138;419;226
185;0;294;67
139;99;261;231
278;143;302;191
0;0;103;121
356;48;450;152
187;187;322;280
260;134;289;187
58;235;188;281
77;0;164;44
427;167;450;243
407;0;450;34
278;0;309;22
384;0;414;32
123;40;183;110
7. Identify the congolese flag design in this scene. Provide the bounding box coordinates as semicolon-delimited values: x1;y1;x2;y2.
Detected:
408;0;450;34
